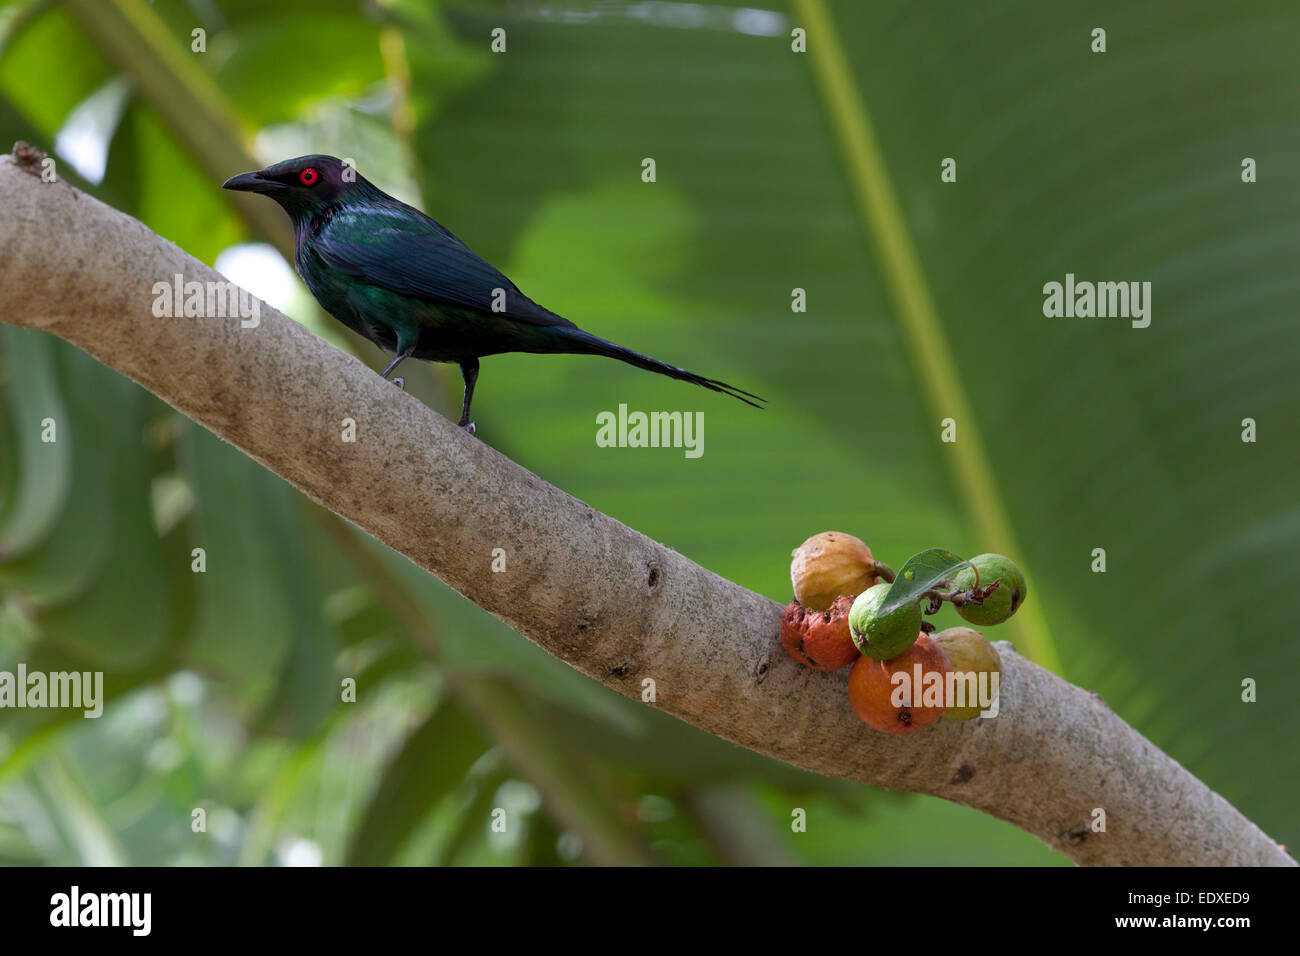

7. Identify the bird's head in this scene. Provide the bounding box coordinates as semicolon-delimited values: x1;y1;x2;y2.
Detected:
222;155;366;220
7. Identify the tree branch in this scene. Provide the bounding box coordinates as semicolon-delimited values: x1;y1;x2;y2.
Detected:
0;150;1290;866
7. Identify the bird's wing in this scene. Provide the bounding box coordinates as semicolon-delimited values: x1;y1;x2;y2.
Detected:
314;204;576;329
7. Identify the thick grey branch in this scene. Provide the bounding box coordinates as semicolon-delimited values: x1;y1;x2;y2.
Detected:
0;152;1290;866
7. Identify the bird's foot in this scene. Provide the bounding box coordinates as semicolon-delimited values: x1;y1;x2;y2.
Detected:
390;377;405;391
458;420;476;436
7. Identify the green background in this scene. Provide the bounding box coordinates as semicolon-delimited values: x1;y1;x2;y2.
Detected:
0;0;1294;865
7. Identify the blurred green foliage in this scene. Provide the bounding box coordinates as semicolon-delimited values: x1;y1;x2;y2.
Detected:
0;0;1295;865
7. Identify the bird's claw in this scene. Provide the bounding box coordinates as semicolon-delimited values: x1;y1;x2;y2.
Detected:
459;421;476;436
390;377;405;390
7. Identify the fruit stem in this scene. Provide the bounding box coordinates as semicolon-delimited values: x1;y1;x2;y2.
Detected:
920;579;1001;613
873;560;896;584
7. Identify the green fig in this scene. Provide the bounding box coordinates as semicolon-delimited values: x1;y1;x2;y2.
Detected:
848;582;923;660
951;553;1027;626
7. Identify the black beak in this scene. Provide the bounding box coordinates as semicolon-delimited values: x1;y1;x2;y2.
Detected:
222;170;281;194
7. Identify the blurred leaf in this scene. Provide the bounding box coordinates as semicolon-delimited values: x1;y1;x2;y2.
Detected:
684;785;798;867
65;0;293;255
32;758;127;865
388;0;494;126
346;697;487;865
521;809;564;866
0;328;70;558
0;2;111;134
117;105;243;263
26;352;170;668
209;15;386;128
436;764;508;865
179;424;294;710
0;645;171;788
0;340;115;603
0;331;14;524
253;497;340;738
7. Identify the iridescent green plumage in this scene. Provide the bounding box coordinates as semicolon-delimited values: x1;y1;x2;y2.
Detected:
223;155;763;430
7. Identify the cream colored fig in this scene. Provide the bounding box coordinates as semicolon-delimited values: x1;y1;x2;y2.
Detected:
931;626;1002;720
789;531;877;611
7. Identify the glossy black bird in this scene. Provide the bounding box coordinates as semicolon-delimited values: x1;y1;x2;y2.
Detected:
222;155;763;432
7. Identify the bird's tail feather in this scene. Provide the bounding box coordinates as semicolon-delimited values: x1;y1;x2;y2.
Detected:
556;329;765;409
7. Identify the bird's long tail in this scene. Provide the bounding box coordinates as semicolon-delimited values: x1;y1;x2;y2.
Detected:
554;328;765;409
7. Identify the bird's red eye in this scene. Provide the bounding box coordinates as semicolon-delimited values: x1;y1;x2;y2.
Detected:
299;167;319;186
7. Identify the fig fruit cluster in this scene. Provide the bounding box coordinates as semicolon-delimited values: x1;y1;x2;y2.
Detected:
780;533;1024;734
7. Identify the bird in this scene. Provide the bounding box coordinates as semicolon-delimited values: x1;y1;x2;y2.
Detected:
222;155;763;433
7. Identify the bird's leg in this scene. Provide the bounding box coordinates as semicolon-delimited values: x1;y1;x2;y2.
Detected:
458;359;479;434
380;343;416;390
